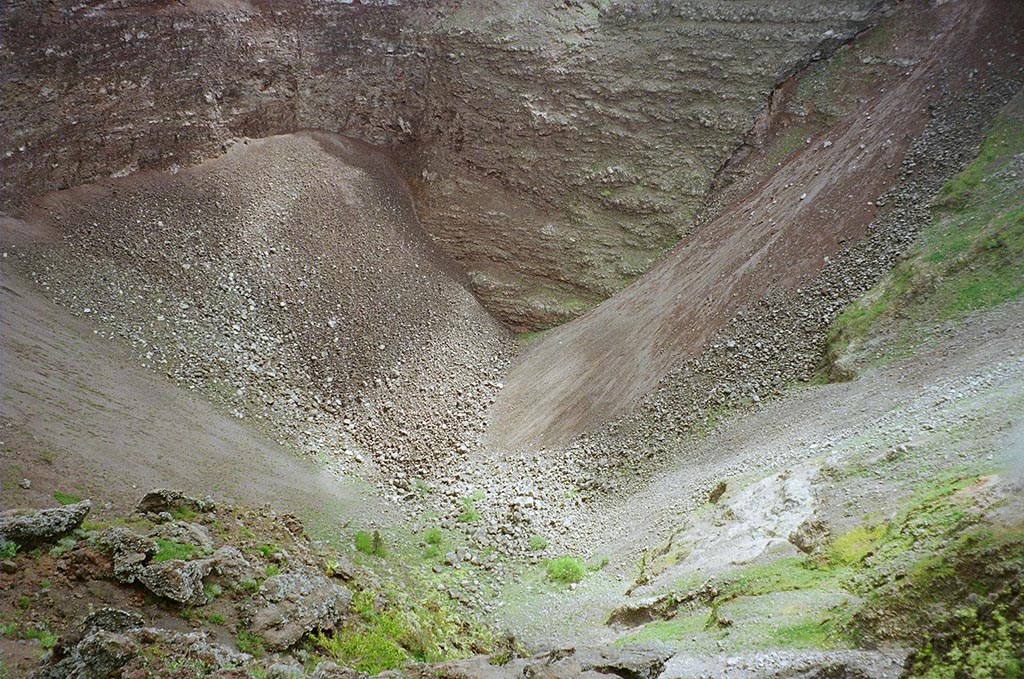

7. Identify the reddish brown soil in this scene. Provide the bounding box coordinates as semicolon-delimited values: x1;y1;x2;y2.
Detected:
486;0;1024;450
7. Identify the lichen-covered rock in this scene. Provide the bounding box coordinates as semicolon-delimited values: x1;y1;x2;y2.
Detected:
34;622;249;679
139;558;214;605
311;661;368;679
135;489;212;516
99;526;158;584
789;517;831;555
0;500;91;546
209;545;259;584
80;608;145;636
244;571;353;651
150;520;215;551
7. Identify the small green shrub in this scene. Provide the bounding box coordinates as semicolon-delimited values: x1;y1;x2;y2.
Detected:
528;535;548;551
424;527;444;545
545;555;586;584
16;595;31;610
53;491;83;505
0;540;17;559
458;496;481;523
152;538;197;562
265;564;280;578
354;530;385;557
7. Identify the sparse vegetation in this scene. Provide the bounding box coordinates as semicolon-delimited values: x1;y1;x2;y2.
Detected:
236;628;265;658
457;494;482;523
528;534;548;551
0;540;17;559
822;104;1024;378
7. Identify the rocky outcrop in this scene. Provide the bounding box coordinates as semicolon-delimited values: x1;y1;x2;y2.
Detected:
0;500;91;546
243;571;354;651
1;0;886;329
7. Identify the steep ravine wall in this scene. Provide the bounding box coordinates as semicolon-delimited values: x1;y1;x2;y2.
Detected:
1;0;885;329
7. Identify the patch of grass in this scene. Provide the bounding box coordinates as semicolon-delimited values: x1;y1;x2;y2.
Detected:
207;612;226;625
313;583;492;671
528;534;548;551
24;626;58;650
253;544;278;558
203;582;223;600
827;524;887;567
765;616;837;649
544;555;586;584
152;538;197;562
265;564;280;578
1;621;18;637
354;530;385;557
53;490;83;505
16;595;31;610
170;506;197;522
236;627;265;658
314;623;409;674
423;526;445;559
49;535;78;557
618;610;708;644
820;99;1024;378
718;557;837;599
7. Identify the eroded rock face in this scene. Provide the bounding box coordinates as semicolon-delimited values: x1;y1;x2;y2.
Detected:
244;571;354;651
0;0;885;329
0;500;91;546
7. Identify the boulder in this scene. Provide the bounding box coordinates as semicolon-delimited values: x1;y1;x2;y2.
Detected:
0;500;91;546
135;489;212;516
244;571;353;651
139;558;214;605
99;527;158;584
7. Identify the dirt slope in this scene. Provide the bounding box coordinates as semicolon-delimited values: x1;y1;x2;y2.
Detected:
0;263;388;537
7;131;512;480
487;0;1024;450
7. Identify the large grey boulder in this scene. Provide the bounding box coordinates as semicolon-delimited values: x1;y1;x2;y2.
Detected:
0;500;91;546
139;558;214;605
244;571;353;651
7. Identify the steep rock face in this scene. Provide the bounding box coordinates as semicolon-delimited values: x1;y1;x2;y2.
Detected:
414;0;884;328
0;0;427;208
1;0;883;329
487;0;1024;449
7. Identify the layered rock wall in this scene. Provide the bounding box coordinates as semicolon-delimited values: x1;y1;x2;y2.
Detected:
1;0;884;329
